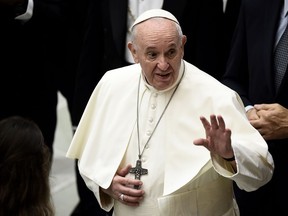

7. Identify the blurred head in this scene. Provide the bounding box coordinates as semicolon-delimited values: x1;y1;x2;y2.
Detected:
128;9;187;90
0;116;54;216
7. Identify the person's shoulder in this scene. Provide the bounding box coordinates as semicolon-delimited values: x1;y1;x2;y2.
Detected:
105;63;140;77
98;63;141;87
183;60;236;93
184;60;219;82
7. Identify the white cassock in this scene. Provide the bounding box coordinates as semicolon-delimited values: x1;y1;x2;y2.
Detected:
66;60;274;216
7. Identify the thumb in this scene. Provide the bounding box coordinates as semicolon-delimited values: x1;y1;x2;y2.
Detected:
117;164;132;177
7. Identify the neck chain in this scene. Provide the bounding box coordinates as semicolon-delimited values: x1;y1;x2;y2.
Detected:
129;65;185;188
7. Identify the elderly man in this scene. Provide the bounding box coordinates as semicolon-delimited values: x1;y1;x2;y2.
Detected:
67;9;274;216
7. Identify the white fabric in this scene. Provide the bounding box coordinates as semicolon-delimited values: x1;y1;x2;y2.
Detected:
66;60;274;216
223;0;228;12
15;0;33;21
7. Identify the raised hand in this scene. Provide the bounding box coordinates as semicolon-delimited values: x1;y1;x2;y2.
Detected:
193;114;234;160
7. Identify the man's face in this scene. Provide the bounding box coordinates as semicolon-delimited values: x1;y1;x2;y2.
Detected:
129;18;186;90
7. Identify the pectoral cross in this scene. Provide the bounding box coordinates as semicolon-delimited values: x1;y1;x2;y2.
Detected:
129;159;148;189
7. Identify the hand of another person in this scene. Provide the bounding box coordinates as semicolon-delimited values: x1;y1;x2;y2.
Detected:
101;164;145;206
193;115;234;160
246;107;260;121
250;103;288;140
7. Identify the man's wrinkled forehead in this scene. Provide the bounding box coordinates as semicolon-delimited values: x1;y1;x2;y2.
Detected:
130;9;179;30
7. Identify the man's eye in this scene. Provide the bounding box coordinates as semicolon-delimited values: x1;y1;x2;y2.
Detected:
147;52;157;59
168;50;176;58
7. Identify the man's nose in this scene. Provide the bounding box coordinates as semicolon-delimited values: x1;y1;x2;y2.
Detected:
157;56;169;71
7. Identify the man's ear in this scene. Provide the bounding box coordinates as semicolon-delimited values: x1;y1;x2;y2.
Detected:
128;42;139;63
181;35;187;58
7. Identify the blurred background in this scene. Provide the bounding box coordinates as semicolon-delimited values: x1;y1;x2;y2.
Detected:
50;92;78;216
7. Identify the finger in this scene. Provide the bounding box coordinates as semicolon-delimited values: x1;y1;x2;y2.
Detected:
119;193;144;206
193;138;208;146
249;119;261;130
117;164;132;177
217;115;226;130
225;128;232;137
254;103;272;111
210;115;219;130
199;116;211;130
247;109;260;120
